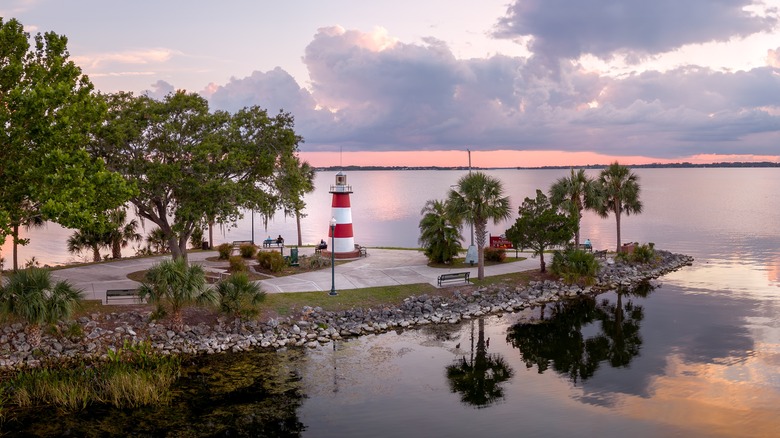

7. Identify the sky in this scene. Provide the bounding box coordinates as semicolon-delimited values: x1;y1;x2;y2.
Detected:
3;0;780;167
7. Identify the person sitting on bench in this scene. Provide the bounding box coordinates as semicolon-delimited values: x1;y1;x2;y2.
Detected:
317;239;327;250
276;235;284;245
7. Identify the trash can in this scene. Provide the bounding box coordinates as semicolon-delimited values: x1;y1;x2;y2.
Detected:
289;247;299;266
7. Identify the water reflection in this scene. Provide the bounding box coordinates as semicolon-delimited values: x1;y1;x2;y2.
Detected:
445;319;514;408
507;282;655;385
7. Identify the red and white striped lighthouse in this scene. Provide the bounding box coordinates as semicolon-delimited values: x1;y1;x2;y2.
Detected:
328;171;356;256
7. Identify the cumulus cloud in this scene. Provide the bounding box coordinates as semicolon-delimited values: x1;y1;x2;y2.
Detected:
493;0;777;62
768;47;780;67
143;80;175;100
205;26;780;159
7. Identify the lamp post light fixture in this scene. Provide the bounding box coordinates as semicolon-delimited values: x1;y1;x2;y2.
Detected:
329;217;338;296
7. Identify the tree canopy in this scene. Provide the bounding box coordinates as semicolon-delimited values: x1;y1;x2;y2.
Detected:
592;162;643;252
91;91;303;261
505;189;576;273
0;18;134;266
549;168;595;247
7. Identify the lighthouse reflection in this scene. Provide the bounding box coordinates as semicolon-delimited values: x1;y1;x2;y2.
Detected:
507;282;655;384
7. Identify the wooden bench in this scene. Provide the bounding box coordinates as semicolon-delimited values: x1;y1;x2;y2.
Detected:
594;249;607;259
437;272;470;287
232;240;254;248
105;288;140;304
262;240;284;248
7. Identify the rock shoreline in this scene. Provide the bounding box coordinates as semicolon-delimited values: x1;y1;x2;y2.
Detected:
0;250;693;370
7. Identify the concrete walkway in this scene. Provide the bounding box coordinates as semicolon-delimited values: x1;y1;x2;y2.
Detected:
50;247;541;303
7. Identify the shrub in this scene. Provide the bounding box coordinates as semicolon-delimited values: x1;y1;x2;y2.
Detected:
299;254;332;270
239;243;257;258
216;243;232;260
551;249;599;286
256;251;286;273
630;243;656;264
229;255;247;273
189;227;204;249
484;247;506;262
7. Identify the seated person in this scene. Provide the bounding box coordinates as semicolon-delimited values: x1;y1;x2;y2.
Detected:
276;235;284;245
317;239;327;249
584;238;592;250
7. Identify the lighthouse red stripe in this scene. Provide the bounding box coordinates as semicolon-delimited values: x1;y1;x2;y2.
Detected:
329;223;354;238
331;194;351;208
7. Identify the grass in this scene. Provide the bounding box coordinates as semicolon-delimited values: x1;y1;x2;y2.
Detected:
261;283;440;316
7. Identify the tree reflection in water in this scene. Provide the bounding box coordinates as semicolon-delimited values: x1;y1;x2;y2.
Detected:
446;318;514;408
507;281;656;384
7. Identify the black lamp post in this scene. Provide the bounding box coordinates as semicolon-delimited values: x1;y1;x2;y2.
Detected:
329;217;338;296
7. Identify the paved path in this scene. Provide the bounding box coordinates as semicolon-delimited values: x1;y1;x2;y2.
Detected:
50;247;541;303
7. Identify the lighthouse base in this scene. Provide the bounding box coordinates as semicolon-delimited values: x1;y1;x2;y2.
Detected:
321;249;361;260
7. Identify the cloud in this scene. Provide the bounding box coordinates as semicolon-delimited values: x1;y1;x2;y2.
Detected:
492;0;778;62
768;47;780;67
72;48;178;69
205;27;780;159
143;80;175;100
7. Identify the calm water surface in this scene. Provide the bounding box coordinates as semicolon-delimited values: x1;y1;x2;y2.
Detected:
2;168;779;437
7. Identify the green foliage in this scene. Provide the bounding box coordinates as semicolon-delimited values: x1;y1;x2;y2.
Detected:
0;18;135;260
0;268;83;346
617;243;656;264
484;247;506;262
217;243;232;260
189;226;205;249
418;199;462;264
3;341;180;412
551;249;600;285
447;172;511;280
229;256;248;273
549;168;596;247
505;189;577;273
215;272;266;322
256;251;286;273
299;254;331;269
137;258;216;331
239;244;257;258
92;91;302;261
591;162;643;252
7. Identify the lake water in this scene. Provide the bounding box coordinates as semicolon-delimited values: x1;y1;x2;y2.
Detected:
3;168;780;437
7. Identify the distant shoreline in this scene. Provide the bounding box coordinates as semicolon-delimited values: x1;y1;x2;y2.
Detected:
315;161;780;171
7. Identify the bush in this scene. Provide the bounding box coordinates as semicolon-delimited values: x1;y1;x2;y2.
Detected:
239;244;257;259
189;227;204;249
229;256;247;273
629;243;656;264
256;251;286;273
299;254;332;270
216;243;232;260
551;249;599;286
484;247;506;262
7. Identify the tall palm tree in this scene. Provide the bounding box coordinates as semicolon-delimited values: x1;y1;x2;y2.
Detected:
447;172;511;280
0;268;83;347
593;162;643;252
67;228;107;262
418;199;462;264
215;272;266;329
106;208;142;259
138;258;216;331
549;168;594;247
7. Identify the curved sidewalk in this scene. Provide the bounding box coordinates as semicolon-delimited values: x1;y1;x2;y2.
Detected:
50;248;541;303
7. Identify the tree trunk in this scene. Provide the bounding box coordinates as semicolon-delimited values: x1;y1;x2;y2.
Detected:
92;244;101;262
169;236;188;262
112;239;122;259
27;324;42;348
171;309;184;332
296;211;303;247
475;220;487;280
208;220;214;248
574;208;582;247
615;203;622;253
539;252;546;273
12;224;19;271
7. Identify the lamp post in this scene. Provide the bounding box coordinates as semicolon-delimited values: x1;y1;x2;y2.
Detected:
329;217;338;296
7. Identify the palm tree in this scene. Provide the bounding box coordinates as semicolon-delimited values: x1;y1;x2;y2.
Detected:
106;208;142;259
418;199;462;264
215;272;265;329
0;268;83;347
593;162;643;252
67;228;108;262
146;227;170;254
447;172;511;280
137;258;217;331
549;168;594;247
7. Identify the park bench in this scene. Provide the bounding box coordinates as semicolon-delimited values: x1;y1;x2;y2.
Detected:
437;272;470;287
594;249;607;259
232;240;254;248
105;288;140;304
355;244;367;257
262;239;284;248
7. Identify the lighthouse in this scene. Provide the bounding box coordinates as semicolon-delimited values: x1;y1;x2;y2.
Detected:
328;171;357;257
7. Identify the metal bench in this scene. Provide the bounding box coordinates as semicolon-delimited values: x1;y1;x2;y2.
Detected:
437;272;470;287
105;288;140;304
262;240;284;248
